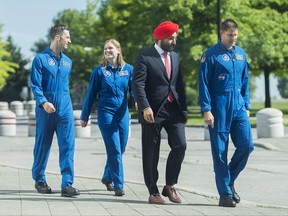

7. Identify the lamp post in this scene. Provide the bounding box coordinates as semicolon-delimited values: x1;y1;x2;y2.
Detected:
217;0;221;40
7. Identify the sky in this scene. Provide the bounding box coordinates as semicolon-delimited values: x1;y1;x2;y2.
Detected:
0;0;281;100
0;0;87;60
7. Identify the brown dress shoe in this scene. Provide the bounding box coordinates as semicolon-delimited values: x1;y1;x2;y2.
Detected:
148;194;165;204
162;185;181;203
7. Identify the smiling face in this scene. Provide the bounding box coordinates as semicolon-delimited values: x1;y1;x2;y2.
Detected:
103;41;119;62
58;30;71;49
220;28;238;50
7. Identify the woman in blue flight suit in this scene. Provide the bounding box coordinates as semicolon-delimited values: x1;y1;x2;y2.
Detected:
198;19;254;207
80;39;134;196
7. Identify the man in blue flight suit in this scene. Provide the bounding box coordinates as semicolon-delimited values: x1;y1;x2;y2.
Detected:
198;19;254;207
30;24;79;197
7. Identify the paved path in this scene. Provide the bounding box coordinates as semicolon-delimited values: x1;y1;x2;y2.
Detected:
0;121;287;215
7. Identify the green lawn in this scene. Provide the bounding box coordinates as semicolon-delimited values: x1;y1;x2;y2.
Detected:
187;99;288;127
131;99;288;127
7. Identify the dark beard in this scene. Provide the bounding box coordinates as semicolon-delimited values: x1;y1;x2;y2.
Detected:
160;40;175;52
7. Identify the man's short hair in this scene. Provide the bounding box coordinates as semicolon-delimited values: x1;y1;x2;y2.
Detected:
220;19;238;31
49;24;69;40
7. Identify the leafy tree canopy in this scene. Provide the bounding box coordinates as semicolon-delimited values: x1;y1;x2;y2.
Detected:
0;36;30;102
29;0;288;106
0;23;18;91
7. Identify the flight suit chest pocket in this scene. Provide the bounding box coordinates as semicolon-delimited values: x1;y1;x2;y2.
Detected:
117;70;129;91
42;65;57;81
60;60;71;82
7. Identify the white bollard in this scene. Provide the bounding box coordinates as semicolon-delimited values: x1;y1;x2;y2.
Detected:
28;111;36;137
10;100;24;116
27;100;36;114
0;110;16;136
23;100;36;116
204;124;210;141
0;101;9;111
256;108;284;138
23;101;28;116
74;110;91;138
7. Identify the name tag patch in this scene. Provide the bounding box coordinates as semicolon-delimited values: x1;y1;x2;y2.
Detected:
119;70;129;76
62;61;71;68
235;54;244;60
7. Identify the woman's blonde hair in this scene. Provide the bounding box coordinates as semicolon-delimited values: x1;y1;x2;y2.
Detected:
100;39;125;67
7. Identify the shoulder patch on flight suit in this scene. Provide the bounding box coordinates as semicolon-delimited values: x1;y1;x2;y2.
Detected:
103;70;111;77
218;73;227;80
222;54;230;61
48;58;55;66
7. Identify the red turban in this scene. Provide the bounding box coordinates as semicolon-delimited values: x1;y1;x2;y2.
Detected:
153;21;179;40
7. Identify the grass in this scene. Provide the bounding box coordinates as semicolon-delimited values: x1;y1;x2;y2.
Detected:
187;99;288;127
131;99;288;127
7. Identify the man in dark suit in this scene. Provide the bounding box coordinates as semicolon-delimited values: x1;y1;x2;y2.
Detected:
132;21;188;204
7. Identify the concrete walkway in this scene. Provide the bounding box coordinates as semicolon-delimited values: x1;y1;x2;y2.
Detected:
0;121;287;216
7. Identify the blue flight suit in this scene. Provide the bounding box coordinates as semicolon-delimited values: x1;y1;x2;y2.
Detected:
30;47;75;188
199;41;254;197
80;63;134;190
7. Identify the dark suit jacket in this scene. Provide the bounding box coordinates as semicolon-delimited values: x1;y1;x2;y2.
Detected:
132;45;187;124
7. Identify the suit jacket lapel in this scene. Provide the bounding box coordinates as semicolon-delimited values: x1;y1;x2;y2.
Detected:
170;52;176;81
151;46;169;79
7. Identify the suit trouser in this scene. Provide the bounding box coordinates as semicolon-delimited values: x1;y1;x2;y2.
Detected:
208;109;254;196
32;109;75;188
141;101;187;195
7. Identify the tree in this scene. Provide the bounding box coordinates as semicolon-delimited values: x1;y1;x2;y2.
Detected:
30;0;288;107
30;2;103;106
0;36;30;102
0;24;18;92
95;0;271;105
96;0;202;105
220;0;288;107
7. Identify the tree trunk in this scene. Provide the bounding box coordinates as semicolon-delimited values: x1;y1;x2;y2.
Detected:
264;69;271;107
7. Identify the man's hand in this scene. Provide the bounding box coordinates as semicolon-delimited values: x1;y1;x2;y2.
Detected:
135;102;138;111
80;120;87;128
42;102;56;113
183;111;188;124
246;110;250;117
204;111;214;128
143;107;154;123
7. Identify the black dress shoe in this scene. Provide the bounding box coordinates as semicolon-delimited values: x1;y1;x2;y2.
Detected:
35;182;52;194
230;185;240;203
61;186;80;197
219;195;236;207
101;179;114;191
